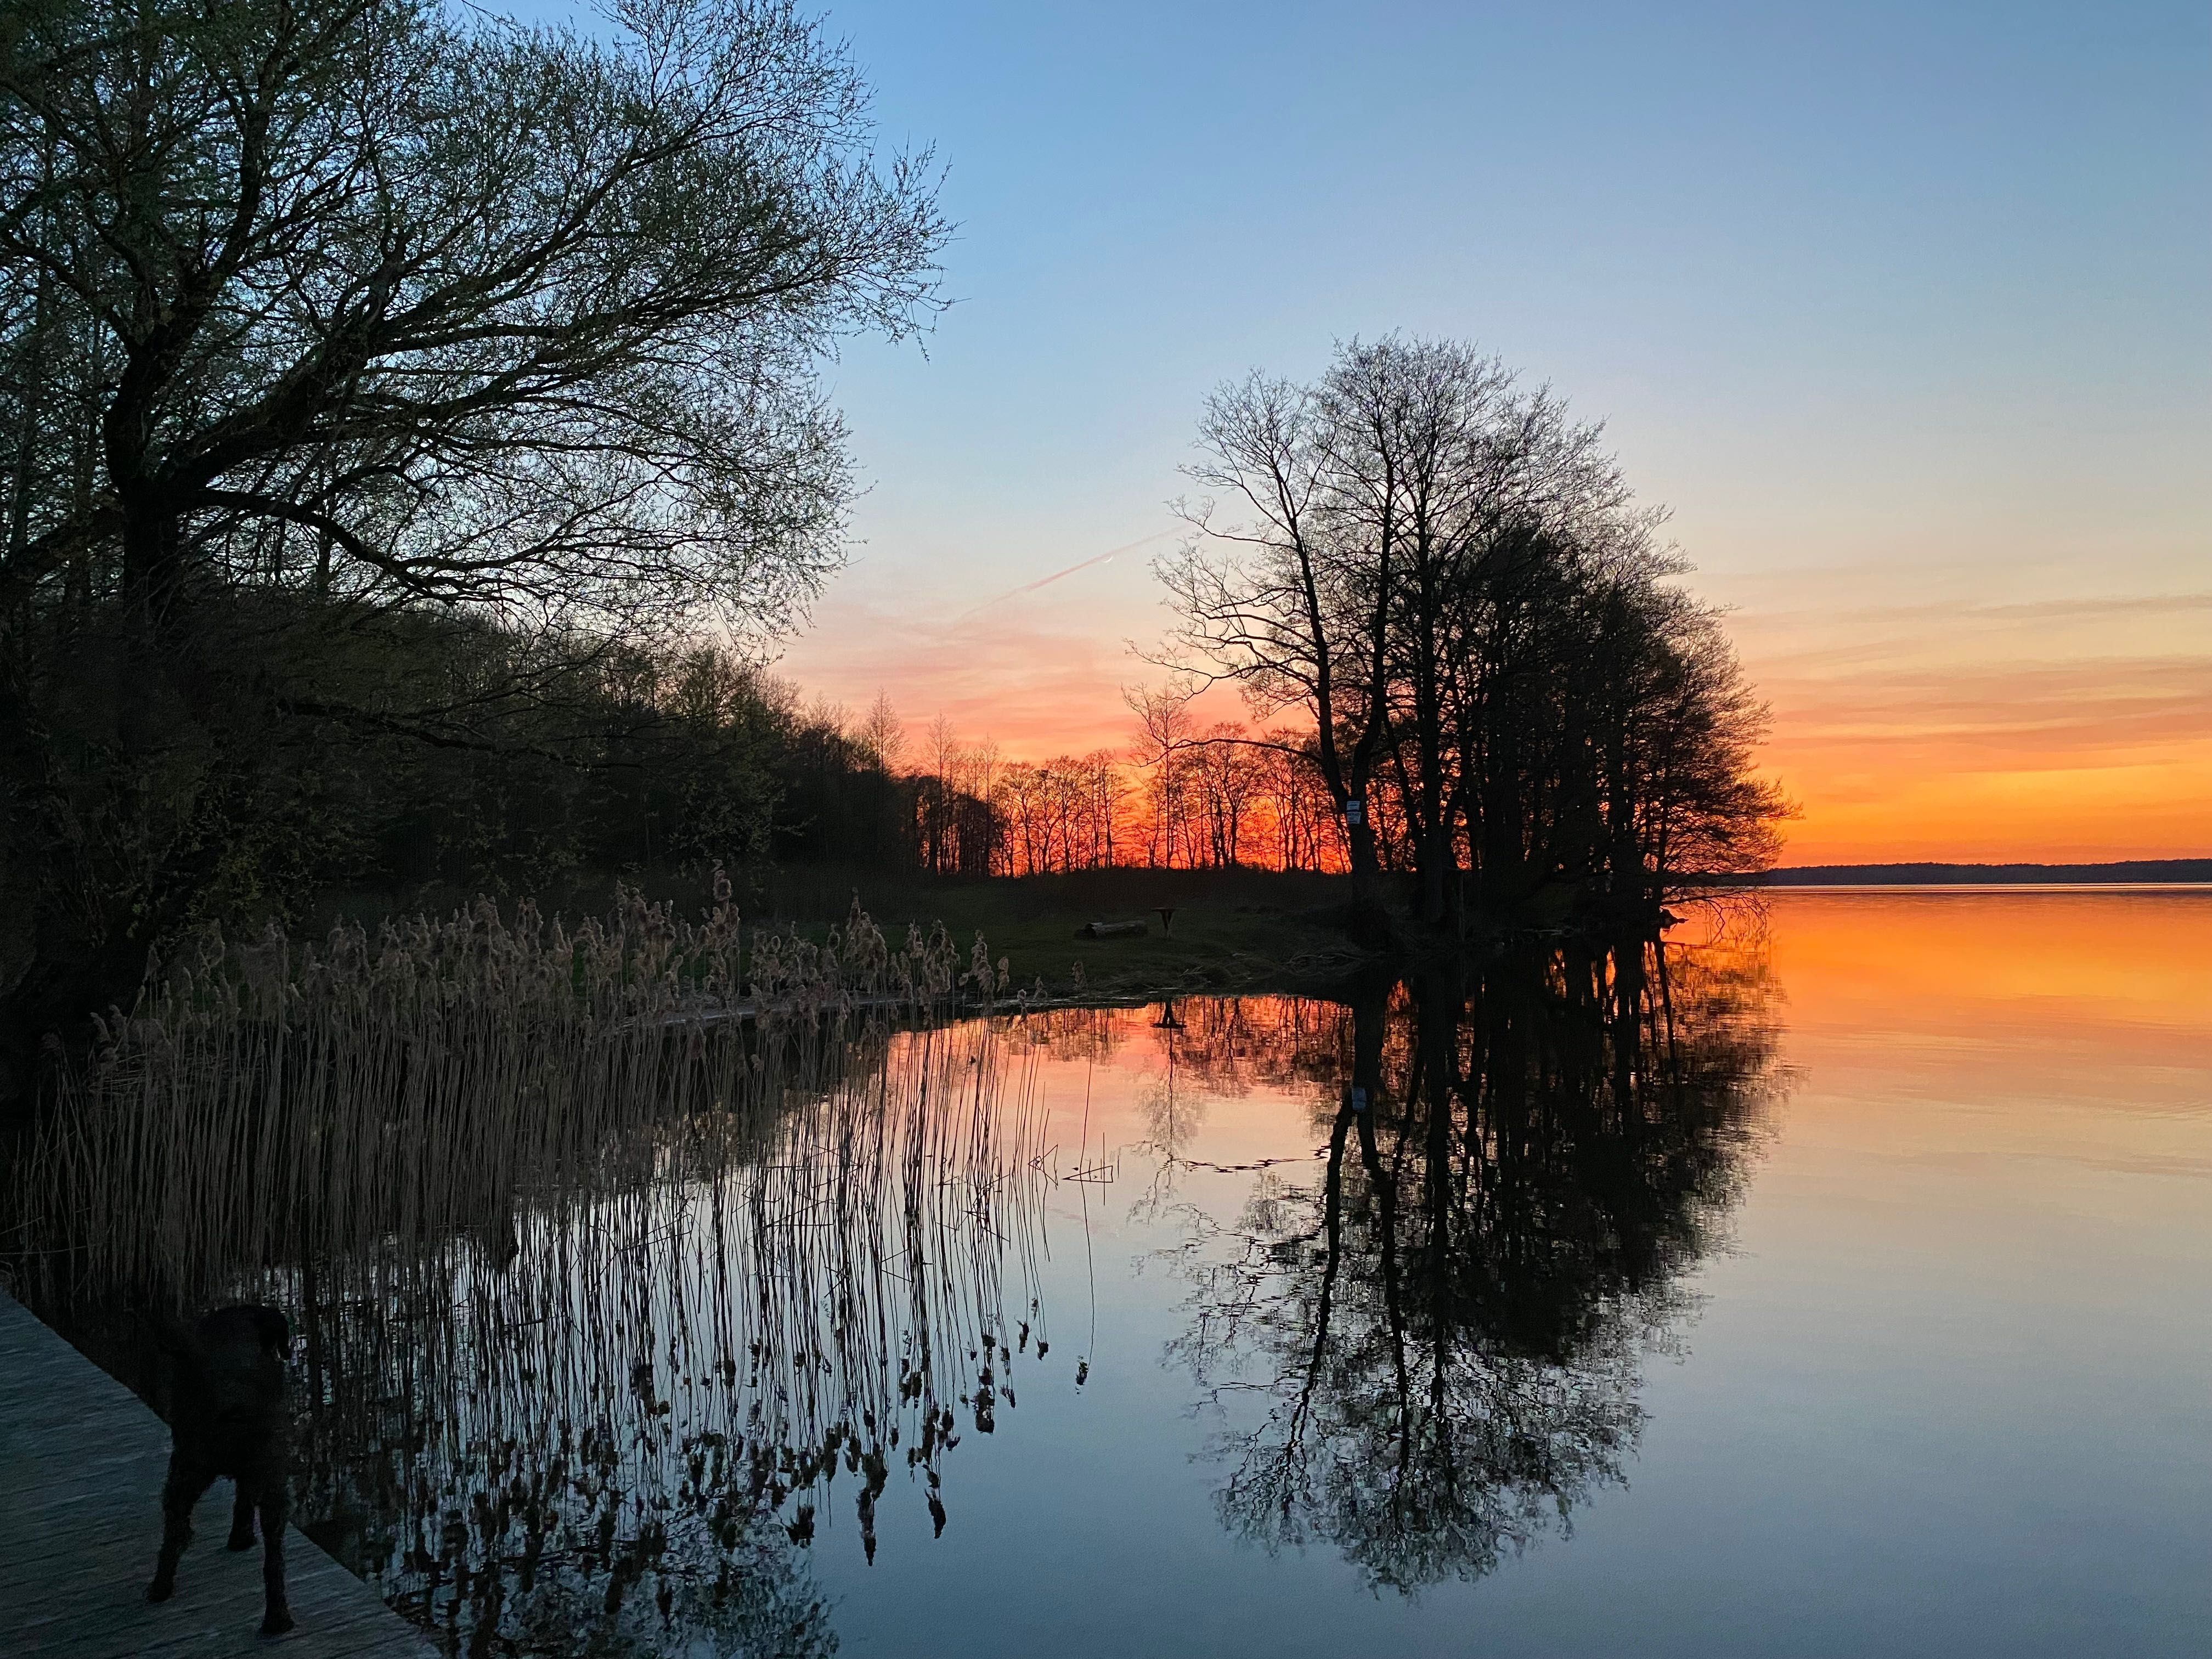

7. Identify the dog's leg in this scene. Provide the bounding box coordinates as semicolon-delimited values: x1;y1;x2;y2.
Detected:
255;1481;295;1637
228;1481;257;1550
146;1454;212;1602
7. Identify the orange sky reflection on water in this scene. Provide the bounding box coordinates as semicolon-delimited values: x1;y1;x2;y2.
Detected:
1758;888;2212;1077
1744;889;2212;1268
836;807;2212;1652
1014;891;2212;1201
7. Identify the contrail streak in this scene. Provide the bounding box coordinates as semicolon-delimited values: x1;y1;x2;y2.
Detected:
952;530;1176;624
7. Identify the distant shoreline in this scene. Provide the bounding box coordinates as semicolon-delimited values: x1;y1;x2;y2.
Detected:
1736;859;2212;887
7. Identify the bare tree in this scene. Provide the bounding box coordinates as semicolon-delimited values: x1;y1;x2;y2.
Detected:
855;690;905;772
1159;374;1392;894
1259;735;1341;872
1124;681;1197;868
905;716;1001;876
1076;748;1124;867
1190;723;1263;867
1159;336;1786;934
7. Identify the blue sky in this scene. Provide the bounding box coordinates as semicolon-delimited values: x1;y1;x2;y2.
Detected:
518;1;2211;855
809;0;2203;570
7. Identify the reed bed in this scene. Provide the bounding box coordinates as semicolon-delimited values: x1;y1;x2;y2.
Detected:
10;882;1054;1657
18;878;998;1302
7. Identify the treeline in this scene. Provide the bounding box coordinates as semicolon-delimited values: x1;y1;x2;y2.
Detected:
1161;335;1790;931
0;0;1786;1101
910;709;1345;879
6;588;922;919
901;333;1799;910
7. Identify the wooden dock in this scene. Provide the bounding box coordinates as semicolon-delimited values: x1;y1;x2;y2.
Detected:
0;1286;434;1658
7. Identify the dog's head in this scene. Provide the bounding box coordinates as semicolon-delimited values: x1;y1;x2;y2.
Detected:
245;1307;291;1357
166;1305;292;1419
160;1304;287;1351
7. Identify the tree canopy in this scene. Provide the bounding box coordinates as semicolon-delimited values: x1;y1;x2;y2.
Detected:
0;0;944;631
1161;335;1788;930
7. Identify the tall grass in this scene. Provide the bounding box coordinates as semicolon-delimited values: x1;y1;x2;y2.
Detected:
19;878;1002;1302
10;881;1054;1655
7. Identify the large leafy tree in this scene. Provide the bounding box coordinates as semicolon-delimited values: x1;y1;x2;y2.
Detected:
0;0;941;624
0;0;946;1094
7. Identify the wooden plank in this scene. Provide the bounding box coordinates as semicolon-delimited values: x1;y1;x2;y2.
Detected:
0;1288;433;1658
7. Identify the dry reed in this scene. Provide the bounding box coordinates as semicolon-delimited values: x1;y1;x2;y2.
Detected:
10;878;1052;1655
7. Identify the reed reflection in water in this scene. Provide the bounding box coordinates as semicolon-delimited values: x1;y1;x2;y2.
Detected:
16;904;1783;1655
280;1015;1054;1654
15;895;1059;1658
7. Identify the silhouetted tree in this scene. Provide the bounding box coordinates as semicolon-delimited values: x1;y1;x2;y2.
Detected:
0;0;940;627
0;0;946;1095
1164;373;1395;898
1159;336;1788;936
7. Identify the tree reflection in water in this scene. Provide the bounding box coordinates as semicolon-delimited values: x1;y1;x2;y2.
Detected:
1160;934;1780;1593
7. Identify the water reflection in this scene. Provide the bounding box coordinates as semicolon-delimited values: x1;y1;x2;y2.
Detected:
297;1019;1062;1655
24;1012;1058;1658
1146;942;1779;1592
19;927;1783;1653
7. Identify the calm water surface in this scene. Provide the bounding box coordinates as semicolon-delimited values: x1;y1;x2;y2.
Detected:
42;890;2212;1657
803;890;2212;1658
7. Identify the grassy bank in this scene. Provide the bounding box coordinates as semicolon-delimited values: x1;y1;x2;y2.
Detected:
842;868;1381;1002
721;866;1384;1003
304;864;1385;1006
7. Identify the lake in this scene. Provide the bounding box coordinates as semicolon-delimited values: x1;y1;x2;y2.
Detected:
803;889;2212;1658
24;889;2212;1657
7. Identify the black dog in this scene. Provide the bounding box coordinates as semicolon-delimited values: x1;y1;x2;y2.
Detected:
144;1305;296;1637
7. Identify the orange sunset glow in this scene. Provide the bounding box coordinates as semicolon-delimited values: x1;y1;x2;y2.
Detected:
782;558;2212;866
1731;591;2212;864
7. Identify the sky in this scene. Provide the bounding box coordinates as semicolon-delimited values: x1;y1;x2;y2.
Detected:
549;1;2209;864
